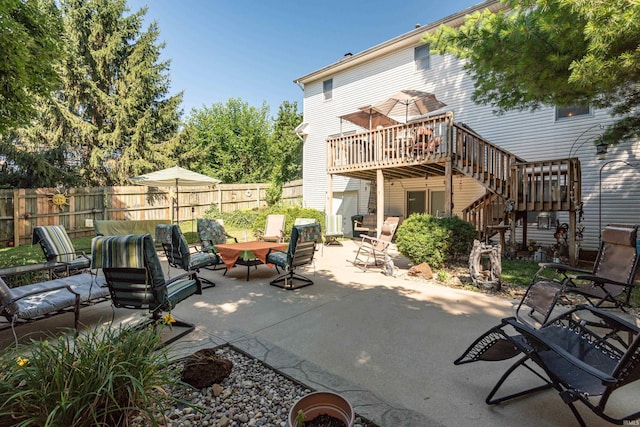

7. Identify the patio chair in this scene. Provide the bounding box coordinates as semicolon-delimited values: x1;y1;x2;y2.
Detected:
259;214;286;243
454;304;640;426
197;218;238;270
352;217;400;271
32;225;91;276
266;223;321;290
515;224;639;327
155;224;217;289
324;214;344;246
92;234;202;346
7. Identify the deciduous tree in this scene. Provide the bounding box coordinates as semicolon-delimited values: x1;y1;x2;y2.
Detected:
426;0;640;146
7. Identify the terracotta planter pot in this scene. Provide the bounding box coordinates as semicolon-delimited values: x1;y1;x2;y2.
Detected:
288;391;354;427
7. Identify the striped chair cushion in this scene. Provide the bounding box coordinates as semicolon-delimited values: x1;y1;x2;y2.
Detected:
32;225;77;263
91;235;146;269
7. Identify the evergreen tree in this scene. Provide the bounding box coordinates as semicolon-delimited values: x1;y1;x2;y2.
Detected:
6;0;182;187
266;101;303;205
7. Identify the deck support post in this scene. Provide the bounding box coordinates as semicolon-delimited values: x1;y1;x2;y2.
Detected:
326;173;334;215
568;209;577;266
376;169;384;237
445;158;453;216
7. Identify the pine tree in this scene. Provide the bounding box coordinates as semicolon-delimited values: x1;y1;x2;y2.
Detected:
7;0;183;187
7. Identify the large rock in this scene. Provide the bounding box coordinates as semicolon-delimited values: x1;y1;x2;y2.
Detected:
181;348;233;389
407;262;433;280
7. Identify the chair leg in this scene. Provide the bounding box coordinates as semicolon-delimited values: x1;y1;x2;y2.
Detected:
270;270;313;290
485;356;554;405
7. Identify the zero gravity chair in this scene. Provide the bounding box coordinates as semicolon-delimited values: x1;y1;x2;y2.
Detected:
515;224;639;328
91;234;202;345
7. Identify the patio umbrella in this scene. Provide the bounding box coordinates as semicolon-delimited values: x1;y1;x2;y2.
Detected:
339;105;399;130
373;90;446;123
129;166;220;222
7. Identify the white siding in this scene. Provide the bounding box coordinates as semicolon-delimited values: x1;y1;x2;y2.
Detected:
300;10;640;251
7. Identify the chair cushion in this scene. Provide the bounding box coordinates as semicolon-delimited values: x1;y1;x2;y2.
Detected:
197;219;228;245
602;226;637;246
33;225;76;263
266;250;289;269
91;235;146;269
8;273;108;320
189;252;219;270
164;278;199;310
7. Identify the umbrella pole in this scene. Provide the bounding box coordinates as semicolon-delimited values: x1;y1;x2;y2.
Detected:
175;178;179;224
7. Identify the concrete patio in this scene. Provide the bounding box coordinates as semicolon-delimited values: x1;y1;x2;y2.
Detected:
2;240;638;426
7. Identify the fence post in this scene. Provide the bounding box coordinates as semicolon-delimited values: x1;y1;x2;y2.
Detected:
13;189;20;247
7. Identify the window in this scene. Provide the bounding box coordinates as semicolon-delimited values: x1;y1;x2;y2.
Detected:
323;79;333;101
414;44;430;70
556;104;590;120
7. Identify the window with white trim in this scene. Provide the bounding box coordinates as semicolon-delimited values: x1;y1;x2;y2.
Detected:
414;44;430;70
555;104;590;120
323;79;333;101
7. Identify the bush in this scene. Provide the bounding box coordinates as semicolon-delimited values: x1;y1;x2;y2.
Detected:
251;205;325;240
0;324;189;426
395;214;476;269
204;206;260;230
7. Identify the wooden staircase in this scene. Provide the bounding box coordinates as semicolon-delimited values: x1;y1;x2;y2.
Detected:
454;124;582;241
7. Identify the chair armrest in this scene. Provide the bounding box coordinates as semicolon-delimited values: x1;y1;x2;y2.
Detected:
226;233;238;243
569;274;633;289
538;263;592;274
503;317;619;386
164;270;198;284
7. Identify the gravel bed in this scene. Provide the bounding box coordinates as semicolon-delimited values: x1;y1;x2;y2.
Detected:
130;346;373;427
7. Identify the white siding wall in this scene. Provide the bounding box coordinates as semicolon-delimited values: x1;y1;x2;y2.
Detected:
301;25;640;251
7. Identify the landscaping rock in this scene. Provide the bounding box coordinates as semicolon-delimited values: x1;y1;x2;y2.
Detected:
407;262;433;280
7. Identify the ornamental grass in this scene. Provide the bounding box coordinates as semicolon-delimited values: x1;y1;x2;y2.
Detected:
0;323;189;426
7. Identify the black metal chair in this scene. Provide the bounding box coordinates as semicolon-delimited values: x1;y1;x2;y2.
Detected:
196;218;237;271
455;304;640;426
155;224;217;289
266;223;321;290
516;224;639;327
92;234;202;346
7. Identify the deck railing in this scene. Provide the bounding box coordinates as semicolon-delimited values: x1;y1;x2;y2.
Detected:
326;113;453;173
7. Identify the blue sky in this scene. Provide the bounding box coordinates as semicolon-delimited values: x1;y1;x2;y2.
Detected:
126;0;483;118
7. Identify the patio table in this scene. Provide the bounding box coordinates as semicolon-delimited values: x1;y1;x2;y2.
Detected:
215;241;288;281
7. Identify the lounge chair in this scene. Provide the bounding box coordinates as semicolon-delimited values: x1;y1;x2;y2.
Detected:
32;225;91;276
155;224;217;289
454;304;640;426
516;223;639;327
259;214;286;243
0;271;109;335
324;214;344;246
266;223;321;290
352;217;400;271
92;234;202;346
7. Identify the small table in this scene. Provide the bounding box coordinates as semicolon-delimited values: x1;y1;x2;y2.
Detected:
0;261;69;281
215;241;288;281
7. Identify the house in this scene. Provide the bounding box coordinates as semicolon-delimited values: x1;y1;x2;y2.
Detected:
293;0;639;261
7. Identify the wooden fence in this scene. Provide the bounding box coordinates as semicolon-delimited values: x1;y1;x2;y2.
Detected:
0;180;302;246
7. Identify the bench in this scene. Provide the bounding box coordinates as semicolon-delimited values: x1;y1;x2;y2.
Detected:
94;219;170;238
0;272;110;332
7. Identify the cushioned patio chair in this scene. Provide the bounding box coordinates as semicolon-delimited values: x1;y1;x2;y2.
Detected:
352;217;400;271
324;214;344;246
197;218;238;270
32;225;91;276
266;223;321;290
259;214;286;243
155;224;217;289
454;305;640;426
516;223;639;327
92;234;202;346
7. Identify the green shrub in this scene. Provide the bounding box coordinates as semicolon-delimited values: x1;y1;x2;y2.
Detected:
396;214;476;269
252;205;325;240
0;324;189;426
204;206;260;230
